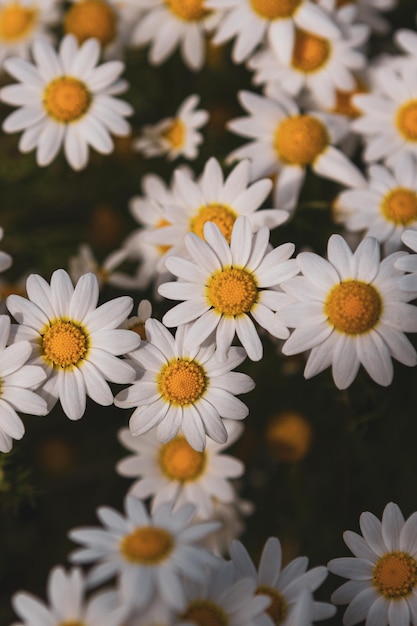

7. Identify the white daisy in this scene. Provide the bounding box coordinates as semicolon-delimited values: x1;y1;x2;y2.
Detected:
158;216;299;362
319;0;397;35
11;565;126;626
328;501;417;626
114;318;255;452
0;314;47;453
68;495;220;611
68;243;131;289
0;34;133;170
116;419;245;518
122;299;152;340
280;233;417;389
6;268;140;420
227;90;365;212
230;536;336;625
133;94;209;161
202;496;254;558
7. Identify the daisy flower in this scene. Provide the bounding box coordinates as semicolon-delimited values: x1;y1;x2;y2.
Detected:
116;419;245;518
395;229;417;291
0;314;47;453
328;501;417;626
158;216;299;362
205;0;339;65
68;243;131;289
319;0;397;35
202;496;254;557
280;234;417;389
133;94;209;161
230;537;336;625
11;565;126;626
6;268;140;420
68;495;220;611
227;90;365;212
0;34;133;170
114;318;255;452
122;299;152;340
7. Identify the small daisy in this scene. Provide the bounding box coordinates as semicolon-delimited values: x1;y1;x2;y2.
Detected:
11;565;126;626
280;234;417;389
114;318;255;452
117;419;245;518
6;268;140;420
328;501;417;626
134;94;209;161
0;314;47;453
230;537;336;625
396;229;417;291
0;34;133;170
227;90;365;212
68;243;131;289
158;216;299;362
123;299;152;340
69;495;220;611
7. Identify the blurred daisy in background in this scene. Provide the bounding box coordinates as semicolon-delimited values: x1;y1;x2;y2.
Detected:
318;0;397;35
202;496;254;558
68;243;133;290
0;34;133;170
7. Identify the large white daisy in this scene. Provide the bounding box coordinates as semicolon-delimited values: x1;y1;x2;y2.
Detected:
280;234;417;389
0;34;133;170
114;318;254;452
6;268;140;420
328;501;417;626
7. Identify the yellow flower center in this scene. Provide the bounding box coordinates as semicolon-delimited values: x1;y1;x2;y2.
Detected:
274;115;328;165
257;585;287;626
120;526;174;564
43;77;91;123
266;412;312;463
159;436;206;481
158;358;207;406
206;267;258;316
180;600;228;626
373;552;417;598
250;0;301;19
396;100;417;142
381;188;417;225
163;119;186;149
165;0;208;21
325;280;382;335
0;2;36;41
189;204;237;243
292;28;330;73
64;0;117;46
42;320;88;368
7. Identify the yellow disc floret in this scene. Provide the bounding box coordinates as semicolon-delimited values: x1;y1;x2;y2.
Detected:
206;267;258;316
274;115;329;165
165;0;208;21
120;526;174;564
257;586;287;626
325;280;382;335
43;77;91;123
0;2;36;41
180;600;228;626
381;188;417;225
162;118;186;149
64;0;117;46
190;204;237;242
373;552;417;598
250;0;301;19
292;29;330;73
159;436;206;481
42;320;88;368
396;99;417;142
158;358;207;406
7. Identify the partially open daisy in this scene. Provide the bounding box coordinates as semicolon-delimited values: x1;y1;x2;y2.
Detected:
227;90;365;212
114;318;254;452
6;268;140;420
69;495;220;611
280;234;417;389
0;34;133;170
133;94;209;161
328;502;417;626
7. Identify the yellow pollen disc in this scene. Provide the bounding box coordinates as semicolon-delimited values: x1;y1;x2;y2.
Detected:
163;119;186;149
158;358;207;406
165;0;208;21
159;436;206;481
43;77;91;123
257;585;287;626
325;280;382;335
206;267;258;317
396;100;417;142
64;0;117;46
381;187;417;225
274;115;328;165
189;204;237;243
250;0;301;19
292;29;330;73
156;217;172;255
0;2;36;41
42;320;88;368
373;552;417;598
120;526;174;564
180;600;228;626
